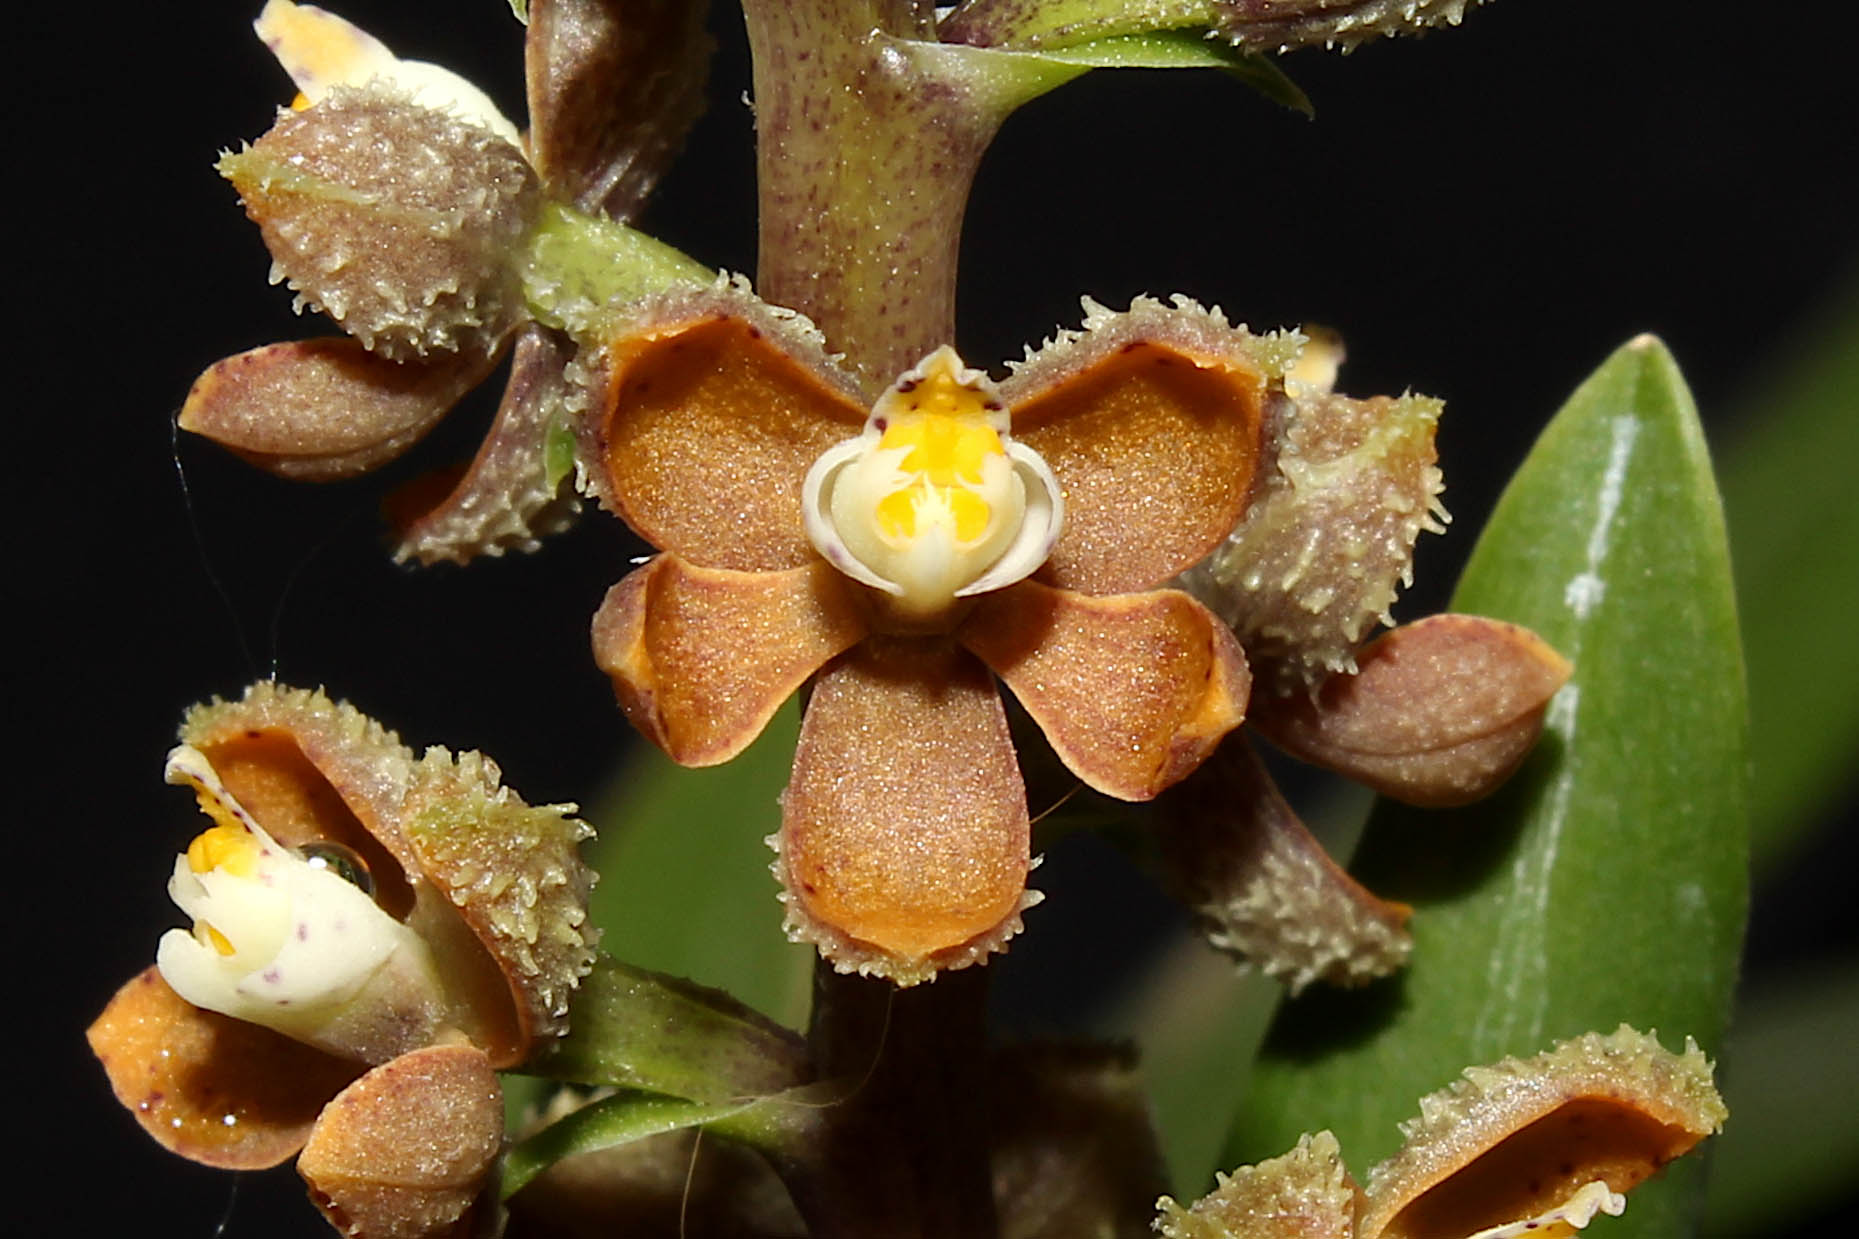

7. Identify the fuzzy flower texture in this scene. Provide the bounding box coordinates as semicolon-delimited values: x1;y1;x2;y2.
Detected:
177;3;1569;986
88;684;598;1237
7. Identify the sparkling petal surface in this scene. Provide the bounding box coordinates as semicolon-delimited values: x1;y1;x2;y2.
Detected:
87;967;360;1170
299;1044;503;1239
777;638;1032;976
958;580;1250;800
592;554;867;766
587;310;867;570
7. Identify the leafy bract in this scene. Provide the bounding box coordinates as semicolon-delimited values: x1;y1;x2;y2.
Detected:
1222;337;1750;1239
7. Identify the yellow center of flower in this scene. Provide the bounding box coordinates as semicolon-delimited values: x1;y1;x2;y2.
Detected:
184;822;260;955
872;411;1005;545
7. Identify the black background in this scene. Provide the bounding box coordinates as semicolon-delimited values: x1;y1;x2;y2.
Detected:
22;2;1856;1235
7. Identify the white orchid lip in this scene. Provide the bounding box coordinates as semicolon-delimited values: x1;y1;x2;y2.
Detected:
155;744;447;1064
802;346;1063;618
256;0;523;147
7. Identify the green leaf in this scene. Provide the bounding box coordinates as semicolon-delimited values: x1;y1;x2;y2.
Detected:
501;1089;755;1199
1225;337;1750;1239
584;701;814;1028
1716;282;1859;871
526;956;809;1102
987;33;1313;116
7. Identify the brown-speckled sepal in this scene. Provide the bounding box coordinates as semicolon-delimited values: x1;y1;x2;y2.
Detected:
390;324;582;565
1357;1026;1725;1239
1180;383;1447;694
1157;738;1411;992
220;84;541;360
180;336;502;481
525;0;713;219
1159;1026;1725;1239
299;1044;504;1239
1248;615;1572;807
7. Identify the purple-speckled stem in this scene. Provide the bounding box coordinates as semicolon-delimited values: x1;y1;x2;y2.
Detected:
744;0;1013;396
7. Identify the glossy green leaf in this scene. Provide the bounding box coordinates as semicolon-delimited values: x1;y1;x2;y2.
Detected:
501;1089;755;1199
1225;337;1750;1239
585;701;814;1028
1716;282;1859;870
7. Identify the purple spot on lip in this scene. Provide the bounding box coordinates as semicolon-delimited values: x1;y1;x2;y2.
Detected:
262;968;281;984
296;924;309;942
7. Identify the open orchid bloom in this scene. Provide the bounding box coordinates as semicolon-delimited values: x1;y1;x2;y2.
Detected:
89;684;598;1239
1163;341;1571;991
178;1;709;563
1156;1026;1726;1239
581;282;1397;983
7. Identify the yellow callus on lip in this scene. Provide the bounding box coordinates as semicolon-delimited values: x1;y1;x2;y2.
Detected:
186;822;260;880
803;347;1064;618
872;415;1005;543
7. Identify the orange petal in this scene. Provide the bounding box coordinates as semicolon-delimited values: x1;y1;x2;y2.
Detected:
592;554;868;766
1157;738;1411;992
584;299;867;569
958;580;1250;800
1250;615;1572;807
180;337;499;480
776;637;1034;983
1004;300;1278;593
87;967;360;1170
1358;1027;1725;1239
391;324;579;565
299;1044;503;1239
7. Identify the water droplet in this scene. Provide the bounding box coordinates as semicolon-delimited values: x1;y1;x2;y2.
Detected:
300;842;373;895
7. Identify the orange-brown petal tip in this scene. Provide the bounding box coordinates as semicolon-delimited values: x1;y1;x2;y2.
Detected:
1251;615;1572;807
1004;295;1295;594
1156;1130;1360;1239
591;555;866;767
960;581;1250;802
299;1044;504;1239
88;967;360;1170
180;338;495;481
774;639;1036;985
578;278;867;570
1358;1026;1726;1239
